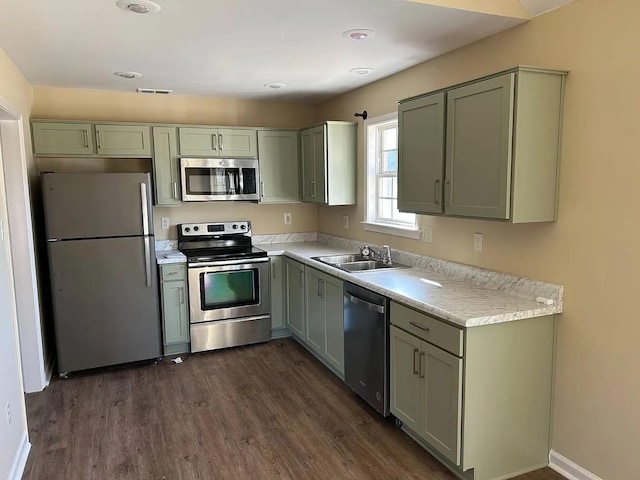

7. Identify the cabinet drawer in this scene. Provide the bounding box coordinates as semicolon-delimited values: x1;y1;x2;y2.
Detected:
160;264;186;282
391;302;463;357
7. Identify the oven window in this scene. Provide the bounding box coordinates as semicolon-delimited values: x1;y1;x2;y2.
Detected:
200;270;258;309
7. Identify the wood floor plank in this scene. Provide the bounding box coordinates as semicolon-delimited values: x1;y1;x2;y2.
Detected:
23;339;563;480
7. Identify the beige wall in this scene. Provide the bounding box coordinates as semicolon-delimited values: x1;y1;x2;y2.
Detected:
32;87;319;239
316;0;639;478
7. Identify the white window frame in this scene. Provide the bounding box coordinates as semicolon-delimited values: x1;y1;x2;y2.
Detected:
363;112;420;239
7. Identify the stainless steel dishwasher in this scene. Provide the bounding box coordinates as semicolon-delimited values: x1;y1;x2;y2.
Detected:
344;282;390;416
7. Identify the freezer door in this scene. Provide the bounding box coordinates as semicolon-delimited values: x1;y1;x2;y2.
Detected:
48;236;161;373
42;172;153;239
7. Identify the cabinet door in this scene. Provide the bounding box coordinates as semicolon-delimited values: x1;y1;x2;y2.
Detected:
312;125;327;203
32;122;95;156
95;124;152;157
257;130;300;203
445;73;515;219
161;280;189;345
152;127;181;206
390;325;423;433
300;127;315;202
178;127;219;156
323;274;344;374
218;128;257;158
305;269;326;354
398;93;445;214
285;259;305;338
270;257;285;330
421;341;463;466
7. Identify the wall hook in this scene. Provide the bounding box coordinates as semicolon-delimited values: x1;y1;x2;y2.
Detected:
354;110;368;121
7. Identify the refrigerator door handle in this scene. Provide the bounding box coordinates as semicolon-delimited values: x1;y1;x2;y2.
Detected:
140;183;150;235
143;236;152;288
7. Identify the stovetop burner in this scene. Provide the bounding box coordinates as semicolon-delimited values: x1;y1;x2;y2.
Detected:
177;221;267;264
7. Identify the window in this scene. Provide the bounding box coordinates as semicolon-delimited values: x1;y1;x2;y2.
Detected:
364;113;419;238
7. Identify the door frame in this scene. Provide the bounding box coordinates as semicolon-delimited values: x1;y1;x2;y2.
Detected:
0;94;49;392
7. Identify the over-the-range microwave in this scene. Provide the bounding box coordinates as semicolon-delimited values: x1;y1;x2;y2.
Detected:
180;158;260;202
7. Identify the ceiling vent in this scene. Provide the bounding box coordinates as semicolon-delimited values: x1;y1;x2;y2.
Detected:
136;88;173;94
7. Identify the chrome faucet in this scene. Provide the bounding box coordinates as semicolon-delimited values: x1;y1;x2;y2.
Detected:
361;245;393;265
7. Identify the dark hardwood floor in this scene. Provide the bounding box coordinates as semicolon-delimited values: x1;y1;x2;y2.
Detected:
23;339;565;480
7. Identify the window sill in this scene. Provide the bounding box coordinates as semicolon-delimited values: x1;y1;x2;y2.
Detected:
362;222;421;240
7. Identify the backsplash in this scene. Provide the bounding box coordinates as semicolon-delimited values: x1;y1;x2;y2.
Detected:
252;232;317;244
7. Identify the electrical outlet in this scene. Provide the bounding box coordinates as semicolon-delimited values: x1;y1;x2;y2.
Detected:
421;226;432;243
161;217;170;229
284;213;292;225
343;216;349;229
473;232;483;252
6;402;11;426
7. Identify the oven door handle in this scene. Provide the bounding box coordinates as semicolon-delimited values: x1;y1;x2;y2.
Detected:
188;257;270;268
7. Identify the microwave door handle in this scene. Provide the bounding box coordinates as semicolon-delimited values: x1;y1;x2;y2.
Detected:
239;168;244;194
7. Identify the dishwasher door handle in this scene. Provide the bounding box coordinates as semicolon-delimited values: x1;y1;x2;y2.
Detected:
346;293;385;314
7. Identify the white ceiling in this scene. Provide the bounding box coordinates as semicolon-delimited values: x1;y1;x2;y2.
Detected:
0;0;570;103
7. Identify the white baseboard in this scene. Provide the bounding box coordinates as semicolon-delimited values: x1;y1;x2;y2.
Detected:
8;431;31;480
549;450;602;480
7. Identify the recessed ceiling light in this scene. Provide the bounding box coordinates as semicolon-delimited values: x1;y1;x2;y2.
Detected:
349;68;373;75
116;0;161;14
114;71;142;79
263;83;287;89
342;29;375;40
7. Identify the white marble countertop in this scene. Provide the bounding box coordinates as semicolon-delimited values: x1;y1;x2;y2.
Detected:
258;242;562;328
155;249;186;265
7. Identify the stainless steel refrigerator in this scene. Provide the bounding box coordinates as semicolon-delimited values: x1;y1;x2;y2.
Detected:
42;172;162;375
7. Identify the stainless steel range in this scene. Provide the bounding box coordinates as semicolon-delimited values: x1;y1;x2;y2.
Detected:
178;221;270;353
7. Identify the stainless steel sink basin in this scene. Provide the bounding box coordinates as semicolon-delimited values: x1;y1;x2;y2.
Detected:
312;254;410;273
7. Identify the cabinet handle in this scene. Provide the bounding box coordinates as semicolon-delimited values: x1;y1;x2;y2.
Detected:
260;181;265;198
167;271;177;276
434;179;440;206
419;351;426;378
444;179;451;207
317;279;325;298
212;134;217;151
83;130;89;148
219;134;223;151
96;130;102;149
412;348;419;375
179;287;184;305
173;182;178;200
409;321;430;332
272;262;276;279
299;270;304;287
311;180;316;198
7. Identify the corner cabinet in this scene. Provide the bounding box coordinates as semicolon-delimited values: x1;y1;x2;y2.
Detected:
257;130;300;203
300;121;356;205
152;126;181;206
159;264;189;355
390;301;555;480
398;66;567;223
178;127;257;158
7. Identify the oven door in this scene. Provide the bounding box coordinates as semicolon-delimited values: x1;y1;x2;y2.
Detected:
188;257;270;324
180;158;260;201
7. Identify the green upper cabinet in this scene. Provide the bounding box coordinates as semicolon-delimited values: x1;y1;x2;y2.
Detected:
398;67;567;223
300;121;356;206
178;126;257;158
32;121;95;156
257;130;300;203
398;92;446;214
445;74;514;219
152;126;181;206
95;124;152;157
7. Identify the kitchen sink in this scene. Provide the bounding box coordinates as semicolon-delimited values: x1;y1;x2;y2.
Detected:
312;254;410;273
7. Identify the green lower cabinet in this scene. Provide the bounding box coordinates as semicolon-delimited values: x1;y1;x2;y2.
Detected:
305;269;326;354
32;121;95;156
159;264;189;355
390;302;555;480
285;258;306;338
269;256;290;339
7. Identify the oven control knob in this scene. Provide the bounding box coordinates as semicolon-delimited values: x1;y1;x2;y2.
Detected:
193;226;199;232
241;225;246;230
184;227;191;233
233;224;238;230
